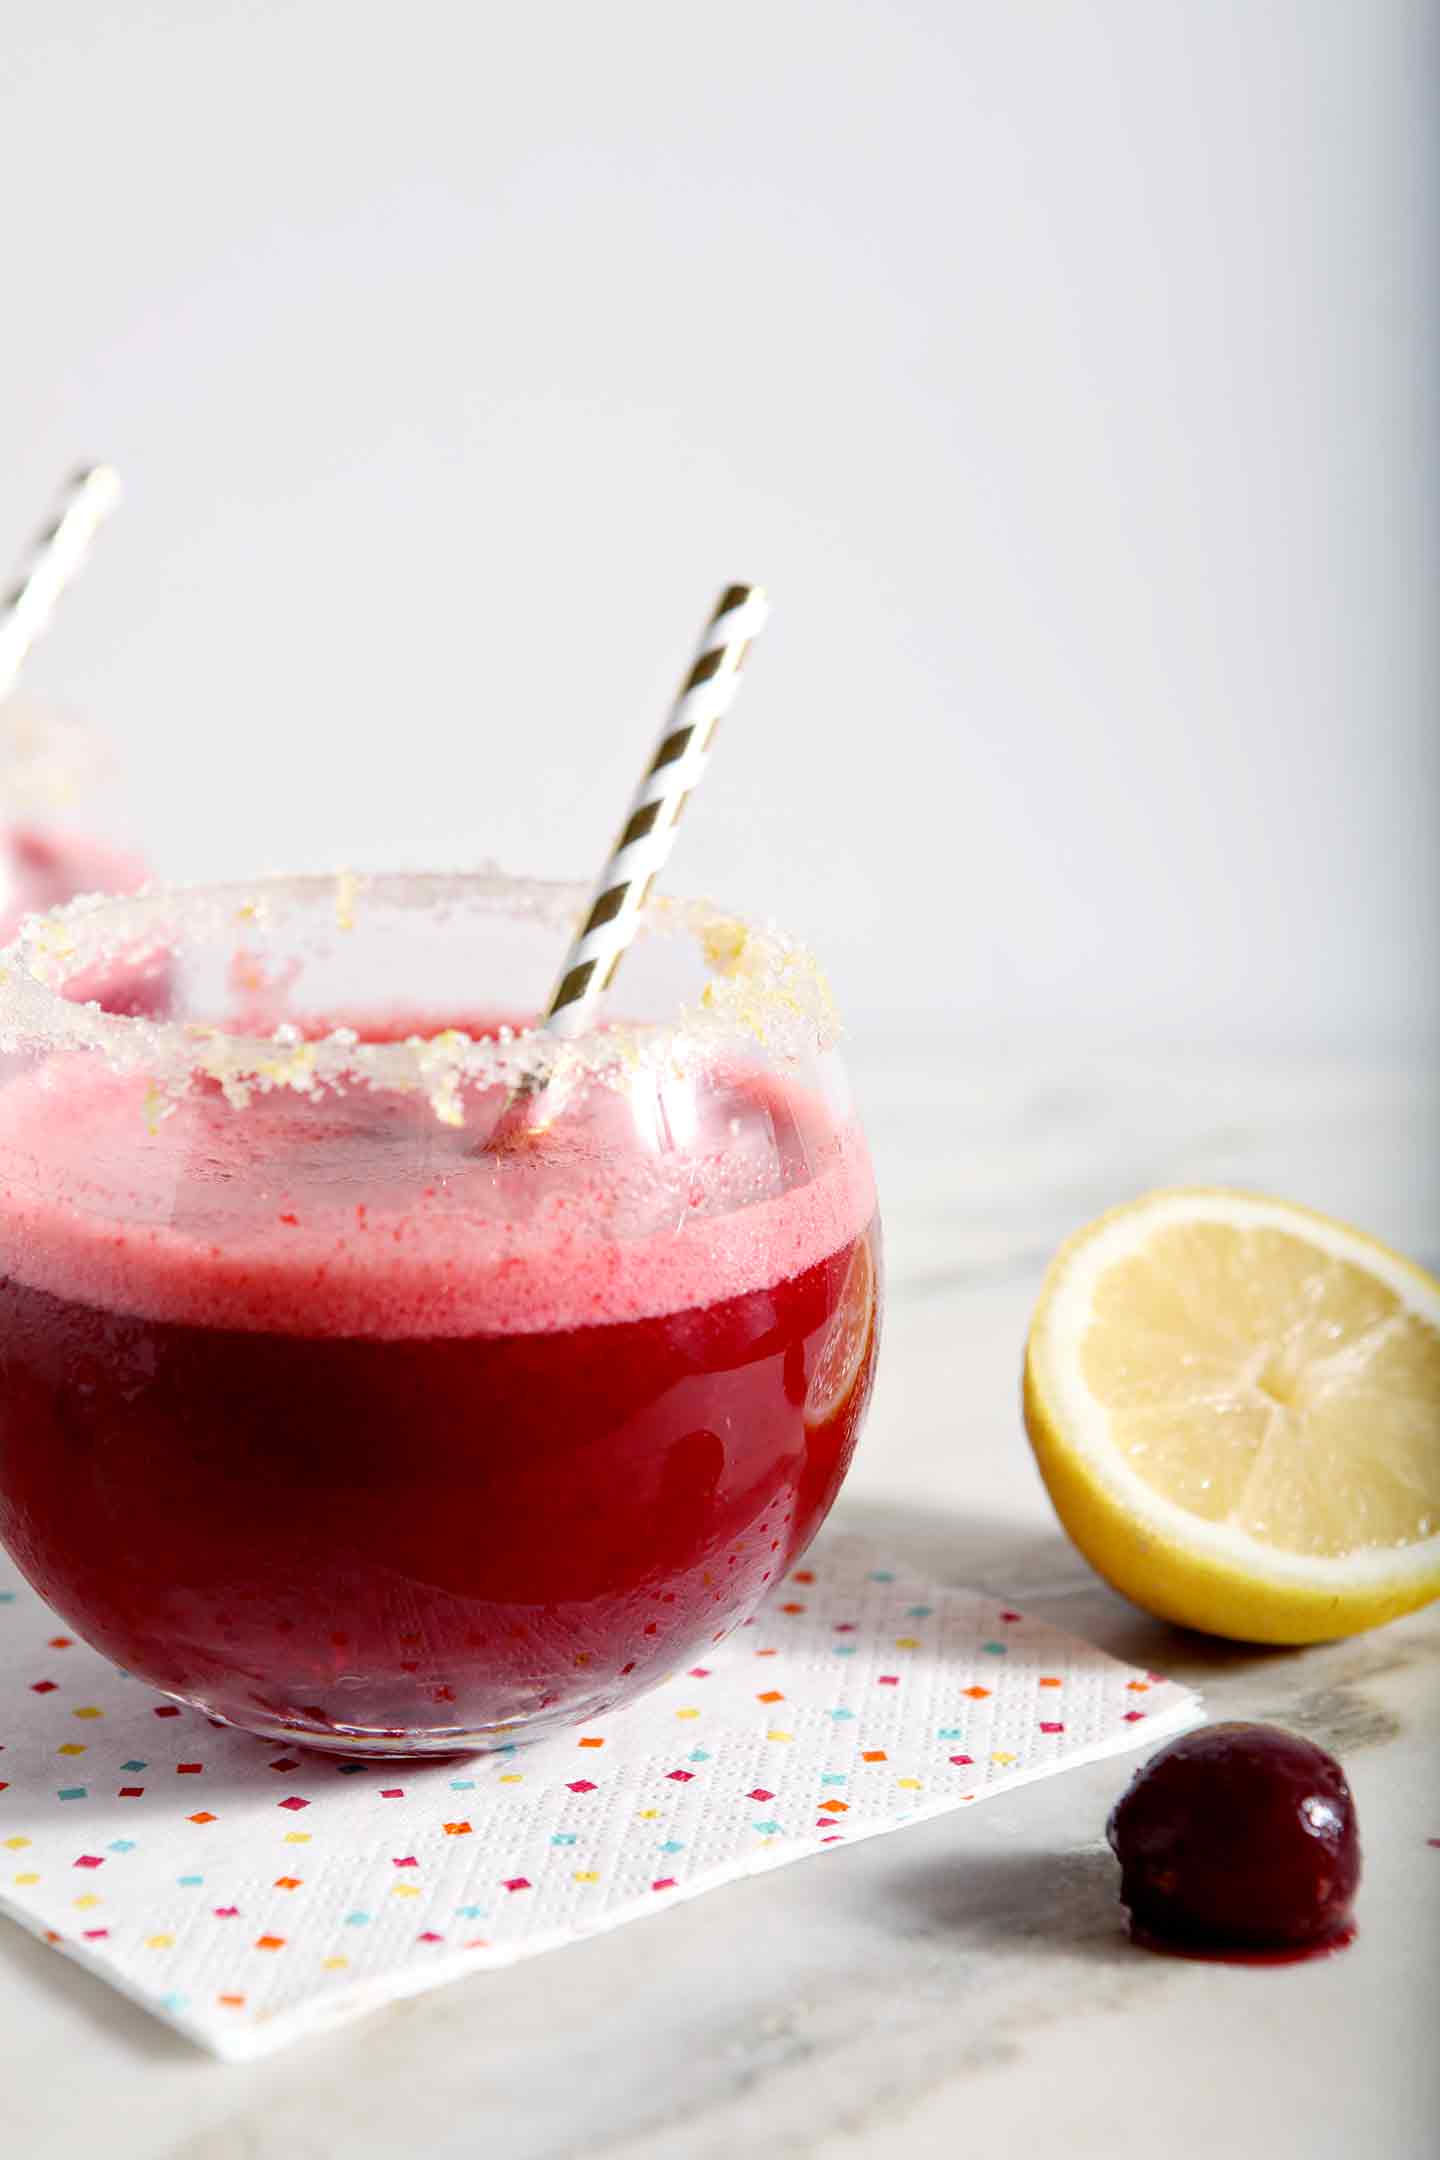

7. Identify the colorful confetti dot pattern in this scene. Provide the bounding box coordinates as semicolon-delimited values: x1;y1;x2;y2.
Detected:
0;1536;1200;2060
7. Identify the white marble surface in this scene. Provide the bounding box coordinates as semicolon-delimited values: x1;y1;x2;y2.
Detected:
2;1038;1437;2159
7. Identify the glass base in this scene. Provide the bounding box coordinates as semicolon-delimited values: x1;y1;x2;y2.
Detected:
182;1692;620;1759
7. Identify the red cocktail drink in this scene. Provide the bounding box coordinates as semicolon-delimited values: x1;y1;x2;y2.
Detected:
0;708;159;1005
0;824;149;946
0;875;880;1753
1;826;167;1016
0;701;148;941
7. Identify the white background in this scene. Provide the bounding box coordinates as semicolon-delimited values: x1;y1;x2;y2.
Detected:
2;0;1435;1054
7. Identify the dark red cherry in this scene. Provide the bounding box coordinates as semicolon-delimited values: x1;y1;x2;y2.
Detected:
1107;1723;1360;1952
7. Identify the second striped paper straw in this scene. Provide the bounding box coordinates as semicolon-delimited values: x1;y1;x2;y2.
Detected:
0;466;123;706
543;580;769;1040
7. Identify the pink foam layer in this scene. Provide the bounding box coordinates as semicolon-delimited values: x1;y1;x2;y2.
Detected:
0;1061;876;1340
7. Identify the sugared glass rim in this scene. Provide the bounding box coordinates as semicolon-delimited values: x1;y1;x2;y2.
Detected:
0;870;839;1118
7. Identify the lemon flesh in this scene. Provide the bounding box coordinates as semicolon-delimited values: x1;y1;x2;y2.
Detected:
805;1236;877;1430
1023;1190;1440;1643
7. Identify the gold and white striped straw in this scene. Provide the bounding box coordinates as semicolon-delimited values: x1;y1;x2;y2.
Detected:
0;465;123;707
543;580;769;1039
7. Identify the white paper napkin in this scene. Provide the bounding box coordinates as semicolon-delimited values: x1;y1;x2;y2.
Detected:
0;1532;1200;2058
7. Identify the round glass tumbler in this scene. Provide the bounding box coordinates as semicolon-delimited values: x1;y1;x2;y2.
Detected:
0;874;881;1754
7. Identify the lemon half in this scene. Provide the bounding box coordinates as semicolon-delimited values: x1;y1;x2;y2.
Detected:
1023;1189;1440;1643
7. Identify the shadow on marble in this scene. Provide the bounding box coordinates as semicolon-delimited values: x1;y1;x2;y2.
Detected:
0;1909;197;2063
832;1492;1303;1674
831;1492;1098;1601
880;1838;1136;1969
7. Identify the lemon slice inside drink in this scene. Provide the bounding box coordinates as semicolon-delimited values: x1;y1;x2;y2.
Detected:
805;1236;877;1430
1023;1189;1440;1643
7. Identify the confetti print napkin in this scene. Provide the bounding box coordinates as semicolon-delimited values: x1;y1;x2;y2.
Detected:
0;1534;1201;2059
